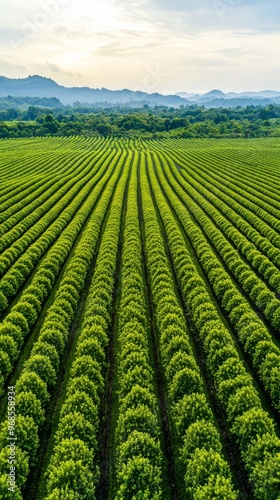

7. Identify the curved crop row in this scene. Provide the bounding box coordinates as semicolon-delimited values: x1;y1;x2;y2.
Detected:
0;151;95;232
166;147;280;248
156;151;280;335
0;149;124;498
0;148;117;314
44;151;130;500
175;156;280;271
152;151;280;411
0;149;121;392
139;153;237;499
148;153;280;500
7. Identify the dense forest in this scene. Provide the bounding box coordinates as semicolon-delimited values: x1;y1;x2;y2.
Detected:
1;102;280;138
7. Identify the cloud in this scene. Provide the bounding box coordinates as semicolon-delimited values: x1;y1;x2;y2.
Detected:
0;58;26;75
0;0;279;92
46;62;61;73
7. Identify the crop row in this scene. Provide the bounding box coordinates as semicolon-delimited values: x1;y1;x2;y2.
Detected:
113;152;163;499
0;149;120;393
0;150;106;248
0;150;94;232
0;150;60;191
153;151;280;411
169;155;280;273
139;154;237;499
0;150;81;223
0;150;124;498
192;148;280;209
148;152;280;500
161;151;280;334
0;148;117;316
167;147;280;247
0;146;111;251
190;149;280;218
43;151;130;499
163;138;280;194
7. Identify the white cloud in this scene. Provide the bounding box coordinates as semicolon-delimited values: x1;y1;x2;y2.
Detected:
0;0;279;92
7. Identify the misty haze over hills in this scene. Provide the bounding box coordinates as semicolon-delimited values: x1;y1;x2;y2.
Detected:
1;76;280;109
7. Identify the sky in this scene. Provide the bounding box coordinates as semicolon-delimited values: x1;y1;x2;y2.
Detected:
0;0;279;94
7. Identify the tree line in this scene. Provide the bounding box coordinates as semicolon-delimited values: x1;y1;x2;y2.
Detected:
1;103;280;138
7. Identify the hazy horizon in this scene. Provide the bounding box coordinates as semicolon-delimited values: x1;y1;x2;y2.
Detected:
0;0;279;95
2;74;280;97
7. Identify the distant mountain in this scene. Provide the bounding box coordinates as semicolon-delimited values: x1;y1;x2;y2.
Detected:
177;88;280;108
237;90;280;98
197;89;228;101
201;97;274;108
176;92;199;99
0;77;279;109
178;89;280;99
0;75;188;108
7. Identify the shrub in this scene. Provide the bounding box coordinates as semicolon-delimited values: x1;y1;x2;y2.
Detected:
185;449;232;493
173;394;213;436
181;420;222;463
116;457;162;500
55;413;97;450
16;372;49;405
231;408;275;452
170;368;202;403
23;355;56;386
16;391;45;426
117;431;162;472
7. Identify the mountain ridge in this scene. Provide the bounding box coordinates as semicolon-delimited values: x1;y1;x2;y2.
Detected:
1;75;280;108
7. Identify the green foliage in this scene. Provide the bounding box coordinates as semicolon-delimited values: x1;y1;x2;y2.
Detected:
0;291;8;314
16;372;49;405
60;392;98;425
46;459;96;499
170;368;202;403
116;457;162;500
23;354;56;386
0;335;18;361
185;449;232;494
15;415;39;466
13;301;37;326
118;431;162;472
32;342;60;372
193;475;237;500
0;447;29;489
48;439;93;470
16;391;45;426
7;312;29;336
0;322;23;345
2;136;280;500
117;405;160;443
55;413;97;450
244;433;280;472
250;453;280;500
120;386;157;414
226;386;261;423
173;394;214;436
232;409;275;452
181;420;222;464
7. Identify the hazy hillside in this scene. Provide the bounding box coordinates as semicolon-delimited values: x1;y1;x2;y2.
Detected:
0;75;280;109
0;75;187;107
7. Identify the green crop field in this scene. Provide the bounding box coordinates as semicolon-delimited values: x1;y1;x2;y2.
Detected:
0;136;280;500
